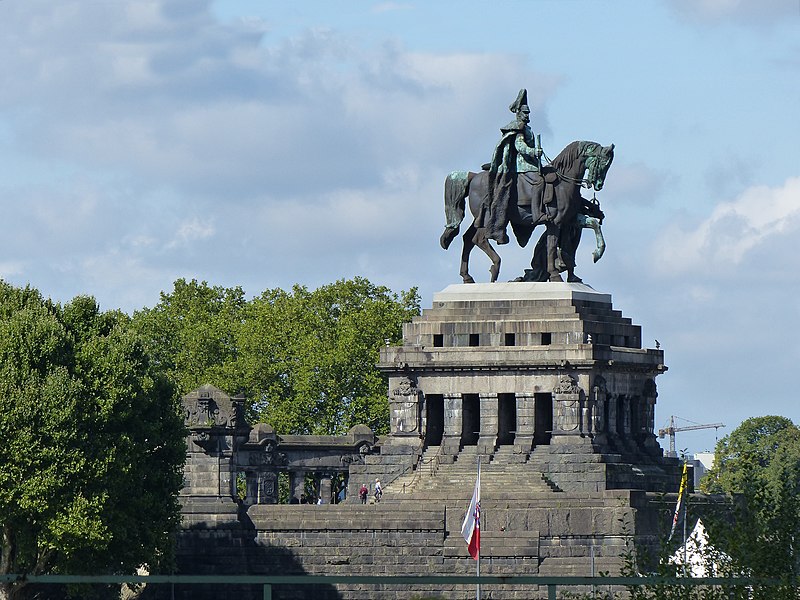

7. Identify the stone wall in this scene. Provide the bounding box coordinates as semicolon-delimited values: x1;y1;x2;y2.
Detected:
165;494;669;600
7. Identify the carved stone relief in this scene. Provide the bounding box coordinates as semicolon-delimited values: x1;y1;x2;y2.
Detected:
390;376;421;434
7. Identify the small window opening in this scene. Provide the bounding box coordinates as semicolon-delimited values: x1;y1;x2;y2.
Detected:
504;333;516;346
541;332;552;345
433;334;444;347
469;333;480;347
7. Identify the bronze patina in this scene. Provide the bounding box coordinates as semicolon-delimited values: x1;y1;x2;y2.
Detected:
440;89;614;284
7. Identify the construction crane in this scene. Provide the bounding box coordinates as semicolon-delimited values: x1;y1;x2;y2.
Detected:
657;415;725;457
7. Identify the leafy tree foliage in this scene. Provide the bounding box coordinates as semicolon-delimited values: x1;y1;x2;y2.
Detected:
564;418;800;599
0;283;185;600
700;415;800;589
132;277;420;435
130;278;247;396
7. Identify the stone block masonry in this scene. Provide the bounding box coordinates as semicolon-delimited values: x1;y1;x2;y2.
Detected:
166;283;690;600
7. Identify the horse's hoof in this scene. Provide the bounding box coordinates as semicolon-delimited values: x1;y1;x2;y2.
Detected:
440;228;458;250
489;267;500;282
567;275;583;283
462;276;475;284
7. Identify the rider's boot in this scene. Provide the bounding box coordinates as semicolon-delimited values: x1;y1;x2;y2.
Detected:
546;226;563;282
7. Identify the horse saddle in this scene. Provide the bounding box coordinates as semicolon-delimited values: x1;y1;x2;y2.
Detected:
482;163;557;185
541;165;558;184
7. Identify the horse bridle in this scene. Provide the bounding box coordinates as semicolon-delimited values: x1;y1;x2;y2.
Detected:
542;142;605;189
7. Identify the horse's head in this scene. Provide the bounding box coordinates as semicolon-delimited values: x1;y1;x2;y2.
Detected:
584;143;615;191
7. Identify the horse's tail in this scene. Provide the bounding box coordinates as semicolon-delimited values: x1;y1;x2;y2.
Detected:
440;170;469;250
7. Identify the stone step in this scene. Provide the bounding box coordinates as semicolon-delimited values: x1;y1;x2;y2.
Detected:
384;461;561;498
415;312;632;328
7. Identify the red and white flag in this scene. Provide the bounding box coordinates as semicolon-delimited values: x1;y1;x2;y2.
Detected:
461;463;481;560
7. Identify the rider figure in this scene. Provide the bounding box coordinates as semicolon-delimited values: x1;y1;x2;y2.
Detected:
485;88;545;245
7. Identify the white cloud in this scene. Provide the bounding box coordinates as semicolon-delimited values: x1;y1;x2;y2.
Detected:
654;176;800;275
0;262;25;279
0;1;556;203
0;0;559;314
168;218;216;249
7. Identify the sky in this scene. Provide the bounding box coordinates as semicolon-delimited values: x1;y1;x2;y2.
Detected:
1;0;799;455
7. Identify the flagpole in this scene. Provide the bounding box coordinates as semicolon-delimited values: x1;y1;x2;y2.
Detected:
461;452;481;599
682;473;688;576
476;454;481;600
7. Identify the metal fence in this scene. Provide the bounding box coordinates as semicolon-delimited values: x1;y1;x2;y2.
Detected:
1;573;795;600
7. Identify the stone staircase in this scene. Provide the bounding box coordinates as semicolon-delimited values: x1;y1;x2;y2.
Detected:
384;444;561;501
382;444;442;496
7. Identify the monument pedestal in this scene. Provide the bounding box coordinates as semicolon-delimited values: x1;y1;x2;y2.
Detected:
379;282;677;493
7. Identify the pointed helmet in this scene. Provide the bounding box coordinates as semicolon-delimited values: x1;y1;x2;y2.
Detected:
509;88;529;113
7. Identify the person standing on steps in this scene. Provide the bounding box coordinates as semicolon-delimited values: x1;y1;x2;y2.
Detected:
359;483;368;504
374;478;383;503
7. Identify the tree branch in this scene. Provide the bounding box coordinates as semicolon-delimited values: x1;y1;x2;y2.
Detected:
0;524;14;575
32;547;55;576
0;525;19;600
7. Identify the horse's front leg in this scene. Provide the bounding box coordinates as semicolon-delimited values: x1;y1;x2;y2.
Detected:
460;224;478;283
473;228;501;282
546;222;563;282
577;214;605;263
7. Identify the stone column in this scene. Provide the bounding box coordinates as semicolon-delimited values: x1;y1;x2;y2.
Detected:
319;473;333;504
620;395;638;453
621;396;631;437
184;436;224;497
221;455;235;500
641;379;661;455
607;393;619;440
441;393;463;459
514;393;535;455
244;472;258;505
582;394;592;436
290;470;306;503
477;393;498;457
591;376;609;449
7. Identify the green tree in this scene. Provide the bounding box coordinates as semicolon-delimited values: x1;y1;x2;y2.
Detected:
0;284;185;600
132;277;420;435
131;278;246;396
701;415;800;589
239;278;420;434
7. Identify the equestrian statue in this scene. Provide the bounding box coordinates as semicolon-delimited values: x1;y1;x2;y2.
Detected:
440;88;614;284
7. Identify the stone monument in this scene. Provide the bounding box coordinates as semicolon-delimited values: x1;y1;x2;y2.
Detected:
169;281;685;599
166;91;690;600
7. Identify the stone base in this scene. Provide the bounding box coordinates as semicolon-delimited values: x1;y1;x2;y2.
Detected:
432;281;612;304
166;491;729;600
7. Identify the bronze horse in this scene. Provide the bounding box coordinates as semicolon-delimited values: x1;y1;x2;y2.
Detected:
440;140;614;283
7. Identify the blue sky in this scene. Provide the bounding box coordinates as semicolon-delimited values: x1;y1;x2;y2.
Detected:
1;0;799;454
